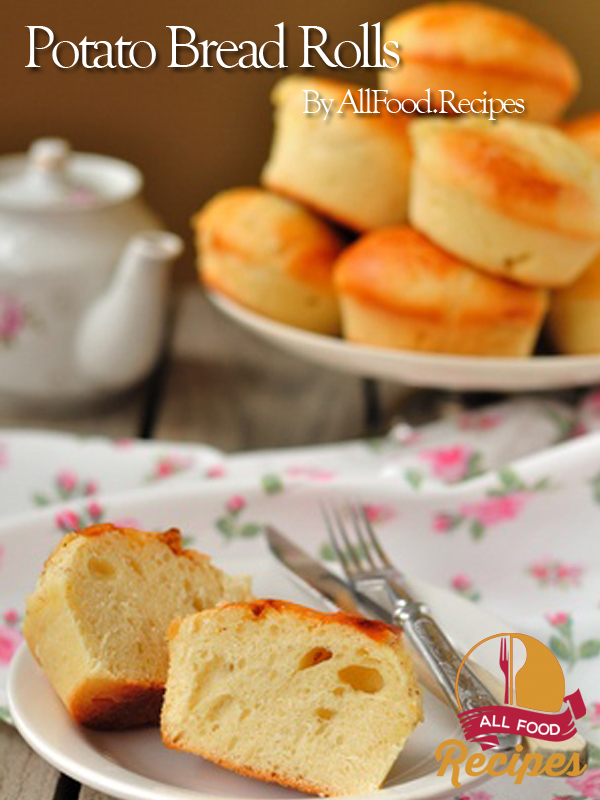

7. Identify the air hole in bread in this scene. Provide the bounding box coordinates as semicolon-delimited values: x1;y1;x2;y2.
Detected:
193;598;204;612
338;665;384;693
332;686;345;697
189;657;225;708
315;707;336;721
207;693;235;721
87;557;115;578
128;558;143;576
298;647;333;670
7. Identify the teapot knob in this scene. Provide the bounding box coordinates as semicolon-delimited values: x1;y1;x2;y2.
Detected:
28;138;71;173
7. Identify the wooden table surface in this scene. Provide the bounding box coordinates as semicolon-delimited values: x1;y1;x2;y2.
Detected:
0;287;419;800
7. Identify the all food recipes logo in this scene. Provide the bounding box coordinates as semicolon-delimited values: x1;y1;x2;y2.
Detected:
436;633;588;788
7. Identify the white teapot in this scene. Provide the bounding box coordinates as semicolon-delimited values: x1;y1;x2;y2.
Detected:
0;138;183;408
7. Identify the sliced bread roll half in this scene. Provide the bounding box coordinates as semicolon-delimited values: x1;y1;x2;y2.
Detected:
24;524;251;729
162;599;422;796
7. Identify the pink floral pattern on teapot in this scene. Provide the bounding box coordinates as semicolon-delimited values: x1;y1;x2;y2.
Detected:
0;294;28;346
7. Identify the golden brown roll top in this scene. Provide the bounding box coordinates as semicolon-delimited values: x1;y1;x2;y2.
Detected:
380;2;580;122
409;117;600;287
261;76;412;231
334;227;548;357
195;187;343;334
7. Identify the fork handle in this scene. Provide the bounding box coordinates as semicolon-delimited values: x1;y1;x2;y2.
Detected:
394;603;521;752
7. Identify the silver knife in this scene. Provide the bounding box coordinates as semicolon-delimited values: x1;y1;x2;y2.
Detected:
265;525;520;753
265;524;376;615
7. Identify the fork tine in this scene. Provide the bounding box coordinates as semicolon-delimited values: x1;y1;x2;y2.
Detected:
357;503;393;568
320;502;354;577
331;504;364;572
349;503;377;569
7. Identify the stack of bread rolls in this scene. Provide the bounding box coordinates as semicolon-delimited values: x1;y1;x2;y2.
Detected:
196;1;600;357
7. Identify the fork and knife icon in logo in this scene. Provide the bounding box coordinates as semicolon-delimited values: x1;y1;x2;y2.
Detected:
499;636;514;705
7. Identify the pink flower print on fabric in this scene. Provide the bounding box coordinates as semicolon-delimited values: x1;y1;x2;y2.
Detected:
226;495;246;514
149;453;194;481
0;625;22;665
419;446;473;483
56;470;78;492
460;492;530;527
362;503;397;524
566;769;600;798
458;413;503;431
529;559;582;588
206;464;227;479
286;466;336;481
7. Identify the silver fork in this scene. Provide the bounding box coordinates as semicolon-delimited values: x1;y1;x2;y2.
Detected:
322;501;521;753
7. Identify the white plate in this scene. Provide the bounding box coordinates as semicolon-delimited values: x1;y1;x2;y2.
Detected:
209;291;600;392
6;480;512;800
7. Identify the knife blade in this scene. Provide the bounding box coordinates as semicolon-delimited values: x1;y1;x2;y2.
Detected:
265;525;391;620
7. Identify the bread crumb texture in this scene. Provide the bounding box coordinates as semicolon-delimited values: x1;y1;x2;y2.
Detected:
24;524;251;729
162;599;423;796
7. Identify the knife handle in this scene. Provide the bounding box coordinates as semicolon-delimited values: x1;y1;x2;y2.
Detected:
394;603;520;752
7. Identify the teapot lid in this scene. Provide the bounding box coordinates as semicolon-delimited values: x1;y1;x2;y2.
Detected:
0;138;142;212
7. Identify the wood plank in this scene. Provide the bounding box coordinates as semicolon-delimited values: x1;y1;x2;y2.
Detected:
79;788;112;800
0;723;60;800
155;290;408;449
0;389;146;439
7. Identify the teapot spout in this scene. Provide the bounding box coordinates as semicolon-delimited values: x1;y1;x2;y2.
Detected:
75;231;183;392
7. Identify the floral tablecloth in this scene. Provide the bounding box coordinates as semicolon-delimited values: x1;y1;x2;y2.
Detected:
1;393;599;800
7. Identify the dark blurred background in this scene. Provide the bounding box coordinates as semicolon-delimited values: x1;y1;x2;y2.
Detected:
3;0;600;276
